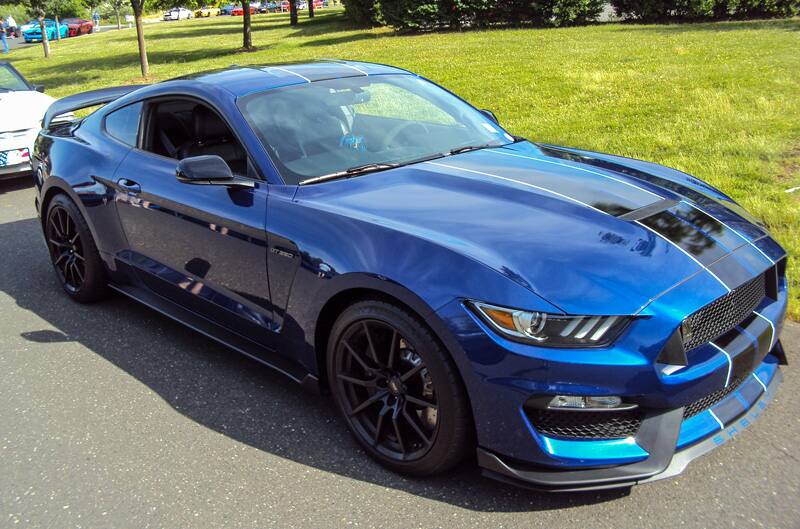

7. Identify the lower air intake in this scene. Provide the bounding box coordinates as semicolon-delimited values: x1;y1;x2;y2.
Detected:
683;376;745;419
527;409;643;440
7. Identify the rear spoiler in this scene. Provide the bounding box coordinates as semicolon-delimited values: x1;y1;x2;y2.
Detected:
42;85;146;129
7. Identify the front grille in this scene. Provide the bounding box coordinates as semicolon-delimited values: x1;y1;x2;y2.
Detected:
528;409;643;440
681;274;766;352
683;376;745;419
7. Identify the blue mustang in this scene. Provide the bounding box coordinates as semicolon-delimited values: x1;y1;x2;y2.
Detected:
32;61;788;491
22;19;69;43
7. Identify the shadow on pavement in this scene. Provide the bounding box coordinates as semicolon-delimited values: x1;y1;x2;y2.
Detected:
0;176;34;195
0;208;630;512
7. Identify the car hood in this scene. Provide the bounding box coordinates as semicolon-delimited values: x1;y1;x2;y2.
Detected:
296;141;780;315
0;91;54;132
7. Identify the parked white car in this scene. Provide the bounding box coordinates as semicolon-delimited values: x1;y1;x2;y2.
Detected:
163;7;193;20
0;61;54;180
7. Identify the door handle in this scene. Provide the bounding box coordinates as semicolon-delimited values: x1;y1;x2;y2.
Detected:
117;178;141;194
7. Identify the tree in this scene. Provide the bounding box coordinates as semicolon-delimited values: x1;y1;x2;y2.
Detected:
289;0;297;24
108;0;126;29
308;0;314;17
241;0;252;49
130;0;149;76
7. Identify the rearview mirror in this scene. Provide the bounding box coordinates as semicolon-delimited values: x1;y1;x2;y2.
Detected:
480;109;499;125
176;155;253;188
33;84;45;93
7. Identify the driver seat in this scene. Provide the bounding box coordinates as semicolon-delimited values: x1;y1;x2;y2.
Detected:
181;106;247;175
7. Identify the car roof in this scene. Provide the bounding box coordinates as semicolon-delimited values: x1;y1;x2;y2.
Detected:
167;60;414;97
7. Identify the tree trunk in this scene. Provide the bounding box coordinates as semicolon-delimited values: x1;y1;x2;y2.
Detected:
242;1;252;49
116;9;122;30
289;0;298;25
133;10;149;77
54;16;61;41
308;0;314;18
38;16;50;58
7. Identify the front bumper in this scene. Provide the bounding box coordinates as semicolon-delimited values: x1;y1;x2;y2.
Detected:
477;350;783;491
435;248;788;491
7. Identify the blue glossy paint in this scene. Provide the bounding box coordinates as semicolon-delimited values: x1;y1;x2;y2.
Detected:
32;61;789;487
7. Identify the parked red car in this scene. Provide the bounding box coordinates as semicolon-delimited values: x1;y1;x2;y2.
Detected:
62;18;94;37
231;5;255;15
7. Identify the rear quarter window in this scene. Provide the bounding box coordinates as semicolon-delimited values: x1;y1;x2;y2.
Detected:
104;102;143;146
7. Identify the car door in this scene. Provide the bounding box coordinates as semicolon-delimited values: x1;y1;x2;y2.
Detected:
112;96;277;349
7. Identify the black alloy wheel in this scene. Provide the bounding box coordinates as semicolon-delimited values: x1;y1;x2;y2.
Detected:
328;301;473;476
47;204;86;293
45;194;109;303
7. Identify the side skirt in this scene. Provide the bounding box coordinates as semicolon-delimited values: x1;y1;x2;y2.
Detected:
108;283;321;393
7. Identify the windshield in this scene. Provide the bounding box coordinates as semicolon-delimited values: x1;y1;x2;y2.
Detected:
238;74;513;184
0;64;30;92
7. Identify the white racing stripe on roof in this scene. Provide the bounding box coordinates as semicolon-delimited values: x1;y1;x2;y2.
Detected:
752;311;776;351
337;62;370;76
635;220;731;292
685;201;775;265
710;342;733;387
424;161;606;214
267;67;311;83
494;149;663;200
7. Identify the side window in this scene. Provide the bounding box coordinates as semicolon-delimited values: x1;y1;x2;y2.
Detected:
104;102;143;147
143;99;250;177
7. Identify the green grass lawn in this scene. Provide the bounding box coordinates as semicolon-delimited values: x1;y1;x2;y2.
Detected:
11;11;800;319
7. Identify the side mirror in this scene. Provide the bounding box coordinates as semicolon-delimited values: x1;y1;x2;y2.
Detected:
176;155;253;188
33;84;45;93
480;109;499;125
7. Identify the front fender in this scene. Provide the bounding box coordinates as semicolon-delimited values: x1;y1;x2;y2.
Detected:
271;187;560;380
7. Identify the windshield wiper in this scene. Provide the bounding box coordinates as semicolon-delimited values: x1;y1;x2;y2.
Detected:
298;162;398;186
448;143;501;156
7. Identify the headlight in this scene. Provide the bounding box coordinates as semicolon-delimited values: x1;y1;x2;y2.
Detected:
469;301;630;347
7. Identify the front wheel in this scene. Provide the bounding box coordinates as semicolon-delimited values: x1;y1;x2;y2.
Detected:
327;300;473;476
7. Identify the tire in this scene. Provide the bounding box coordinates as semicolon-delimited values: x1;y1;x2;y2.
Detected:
327;300;473;476
44;194;109;303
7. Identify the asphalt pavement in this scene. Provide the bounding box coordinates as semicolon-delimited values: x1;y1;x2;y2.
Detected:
0;177;798;528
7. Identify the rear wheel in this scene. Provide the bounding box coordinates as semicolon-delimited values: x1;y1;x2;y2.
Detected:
328;300;473;476
45;194;109;303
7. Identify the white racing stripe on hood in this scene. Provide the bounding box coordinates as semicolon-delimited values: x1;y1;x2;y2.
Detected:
686;201;775;265
494;149;663;200
424;161;606;214
635;219;731;292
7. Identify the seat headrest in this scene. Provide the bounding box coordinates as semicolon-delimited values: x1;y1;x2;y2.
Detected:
193;105;229;141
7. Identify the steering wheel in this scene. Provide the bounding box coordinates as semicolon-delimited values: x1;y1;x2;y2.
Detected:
383;121;430;149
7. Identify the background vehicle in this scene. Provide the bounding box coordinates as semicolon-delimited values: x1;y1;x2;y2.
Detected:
19;19;38;33
33;61;789;491
220;4;236;15
0;62;52;180
231;5;256;15
163;7;193;20
195;5;221;17
62;18;94;37
22;19;68;42
259;2;279;12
